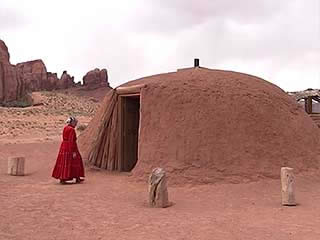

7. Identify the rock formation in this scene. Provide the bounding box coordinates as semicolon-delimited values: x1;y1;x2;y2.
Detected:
17;62;76;91
47;72;59;90
1;39;110;105
0;40;10;62
17;60;48;91
148;168;169;208
57;71;75;89
83;68;109;89
0;40;26;103
0;39;78;104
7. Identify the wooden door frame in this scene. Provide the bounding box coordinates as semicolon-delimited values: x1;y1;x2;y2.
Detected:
117;93;141;171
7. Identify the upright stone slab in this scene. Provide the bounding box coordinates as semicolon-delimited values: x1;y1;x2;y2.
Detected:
148;168;169;208
8;157;25;176
281;167;296;206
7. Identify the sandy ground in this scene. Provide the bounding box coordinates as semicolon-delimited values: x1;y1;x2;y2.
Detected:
0;90;98;144
1;90;320;239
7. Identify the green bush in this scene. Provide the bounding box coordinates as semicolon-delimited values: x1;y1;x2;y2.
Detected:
1;94;33;108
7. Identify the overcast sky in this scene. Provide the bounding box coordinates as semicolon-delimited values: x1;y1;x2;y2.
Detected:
1;0;319;91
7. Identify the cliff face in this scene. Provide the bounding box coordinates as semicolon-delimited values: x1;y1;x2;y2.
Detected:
17;60;48;91
0;40;77;104
0;40;9;62
0;40;26;103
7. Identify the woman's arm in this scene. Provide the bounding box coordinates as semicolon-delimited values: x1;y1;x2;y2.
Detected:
69;128;78;157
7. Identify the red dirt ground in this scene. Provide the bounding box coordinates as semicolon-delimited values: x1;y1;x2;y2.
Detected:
1;141;320;240
1;86;320;239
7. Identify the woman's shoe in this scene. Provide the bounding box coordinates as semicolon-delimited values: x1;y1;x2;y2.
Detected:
76;178;85;183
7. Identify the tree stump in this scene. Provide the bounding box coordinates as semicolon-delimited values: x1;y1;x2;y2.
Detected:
148;168;169;208
281;167;296;206
8;157;25;176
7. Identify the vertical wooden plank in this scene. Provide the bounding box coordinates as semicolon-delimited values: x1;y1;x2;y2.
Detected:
123;97;128;171
137;92;142;169
304;98;308;113
307;96;313;114
101;122;112;169
97;122;110;168
107;104;118;171
117;96;123;171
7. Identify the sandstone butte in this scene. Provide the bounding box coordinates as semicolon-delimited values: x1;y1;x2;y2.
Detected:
83;68;109;89
0;39;110;104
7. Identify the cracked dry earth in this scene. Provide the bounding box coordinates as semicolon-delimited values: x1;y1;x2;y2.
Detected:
1;91;320;239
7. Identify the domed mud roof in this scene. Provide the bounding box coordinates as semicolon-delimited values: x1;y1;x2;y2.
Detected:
79;67;320;184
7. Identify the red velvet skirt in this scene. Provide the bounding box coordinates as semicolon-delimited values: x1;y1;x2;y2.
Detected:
52;142;85;180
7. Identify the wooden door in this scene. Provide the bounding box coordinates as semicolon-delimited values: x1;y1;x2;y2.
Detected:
122;96;140;171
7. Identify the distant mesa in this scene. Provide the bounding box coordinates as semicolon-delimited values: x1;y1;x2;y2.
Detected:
58;70;75;90
0;39;111;105
83;68;109;89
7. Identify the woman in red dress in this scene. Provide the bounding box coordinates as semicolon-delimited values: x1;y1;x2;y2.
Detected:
52;116;85;184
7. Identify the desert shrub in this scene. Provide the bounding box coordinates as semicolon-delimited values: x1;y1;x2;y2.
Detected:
1;93;33;108
1;100;32;108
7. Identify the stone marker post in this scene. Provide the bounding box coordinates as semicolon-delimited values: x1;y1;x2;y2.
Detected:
148;168;169;208
8;157;25;176
281;167;296;206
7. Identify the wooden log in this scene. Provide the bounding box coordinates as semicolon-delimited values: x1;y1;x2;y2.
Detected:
281;167;296;206
116;84;146;95
148;168;169;208
107;105;119;171
88;92;118;167
8;157;25;176
100;120;112;169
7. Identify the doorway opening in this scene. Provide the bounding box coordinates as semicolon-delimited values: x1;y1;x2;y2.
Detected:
119;94;140;172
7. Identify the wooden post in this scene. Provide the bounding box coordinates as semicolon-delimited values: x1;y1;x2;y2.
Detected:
148;168;169;208
304;98;308;113
281;167;296;206
8;157;25;176
305;96;313;114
